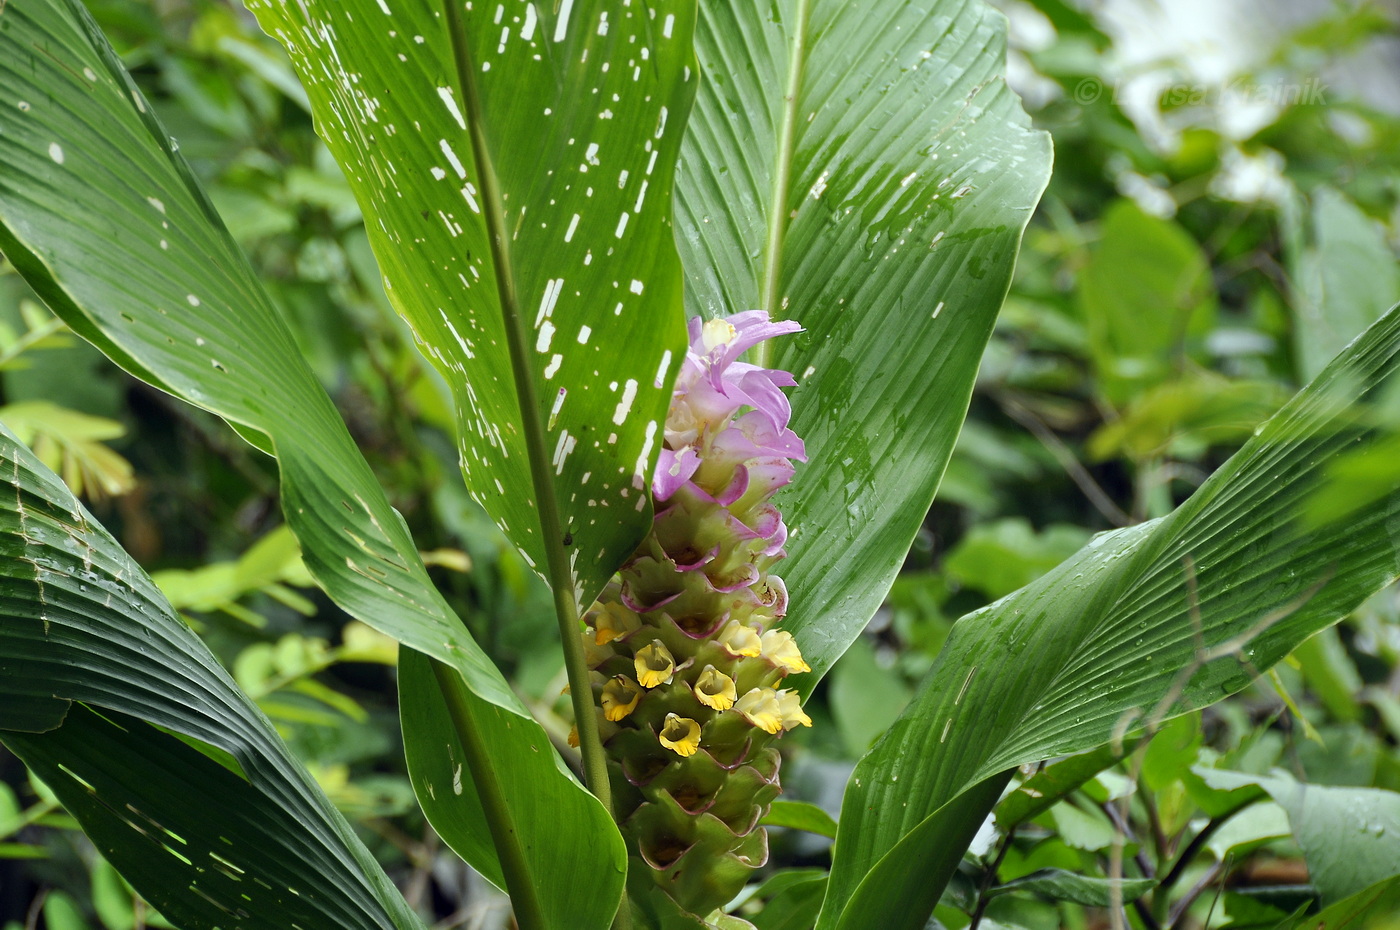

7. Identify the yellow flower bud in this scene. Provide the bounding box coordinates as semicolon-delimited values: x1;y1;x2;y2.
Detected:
718;620;762;658
693;665;738;710
634;640;676;689
594;601;641;645
776;689;812;730
760;629;811;674
601;675;644;721
734;688;784;734
659;713;702;757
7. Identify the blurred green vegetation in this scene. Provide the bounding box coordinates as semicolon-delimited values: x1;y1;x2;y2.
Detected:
2;1;1400;928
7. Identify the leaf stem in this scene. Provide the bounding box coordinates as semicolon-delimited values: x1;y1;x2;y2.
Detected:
966;821;1016;930
438;0;613;822
430;659;549;930
1157;798;1254;895
755;0;813;368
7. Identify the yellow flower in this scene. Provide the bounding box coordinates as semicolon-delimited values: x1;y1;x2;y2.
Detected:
776;689;812;730
701;318;737;351
693;665;738;710
734;688;784;735
634;640;676;688
594;601;641;645
659;713;702;757
760;629;811;674
718;620;762;658
567;726;579;747
601;675;643;721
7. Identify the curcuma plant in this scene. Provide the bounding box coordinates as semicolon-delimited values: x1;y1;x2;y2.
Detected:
1;0;1400;929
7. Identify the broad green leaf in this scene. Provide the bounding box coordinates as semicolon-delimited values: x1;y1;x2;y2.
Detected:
1291;626;1363;723
1140;712;1202;794
1078;199;1218;406
152;525;313;622
674;0;1052;691
820;302;1400;930
1291;186;1400;381
1278;873;1400;930
988;869;1156;907
0;424;421;930
397;647;625;929
1304;432;1400;530
828;637;911;756
828;771;1011;930
0;1;623;921
1086;372;1287;462
761;801;839;839
0;400;136;499
750;874;827;930
244;0;694;605
944;518;1092;600
1199;769;1400;905
1049;801;1119;853
993;743;1128;830
1202;802;1290;861
42;893;89;930
239;2;696;892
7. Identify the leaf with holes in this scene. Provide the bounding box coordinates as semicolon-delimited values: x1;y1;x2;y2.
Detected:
0;423;422;930
820;303;1400;930
244;0;694;606
674;0;1052;690
0;2;623;925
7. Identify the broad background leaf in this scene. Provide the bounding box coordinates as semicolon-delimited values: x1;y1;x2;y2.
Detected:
1290;186;1400;381
674;0;1052;690
1280;873;1400;930
1199;768;1400;905
0;1;623;922
244;0;694;605
820;303;1400;929
0;424;421;929
1078;199;1217;406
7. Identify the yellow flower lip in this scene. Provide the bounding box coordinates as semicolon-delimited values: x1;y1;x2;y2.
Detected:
718;620;762;658
693;665;737;710
601;675;643;721
760;629;811;674
776;689;812;730
659;713;702;757
734;688;784;734
634;640;676;688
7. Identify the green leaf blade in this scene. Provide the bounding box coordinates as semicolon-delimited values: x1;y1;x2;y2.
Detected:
1198;769;1400;906
0;2;626;921
761;800;839;839
245;0;695;604
822;302;1400;930
676;0;1053;691
0;424;421;930
989;870;1157;907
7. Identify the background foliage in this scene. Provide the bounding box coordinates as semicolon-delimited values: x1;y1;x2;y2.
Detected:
2;0;1400;928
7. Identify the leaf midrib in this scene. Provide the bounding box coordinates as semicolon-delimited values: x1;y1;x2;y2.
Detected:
437;3;617;923
754;0;813;368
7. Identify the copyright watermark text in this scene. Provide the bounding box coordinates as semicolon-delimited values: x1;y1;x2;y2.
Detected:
1073;77;1330;108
